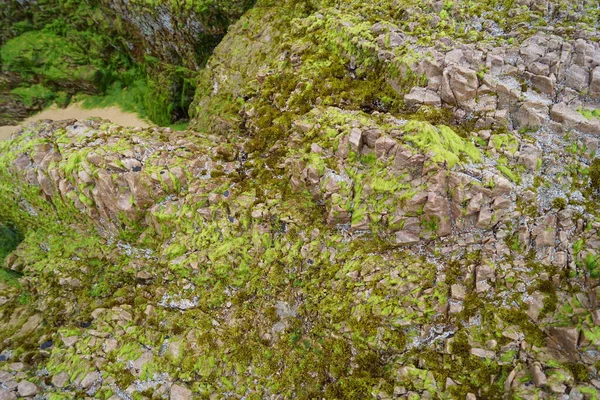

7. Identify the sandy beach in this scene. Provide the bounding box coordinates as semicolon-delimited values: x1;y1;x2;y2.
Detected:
0;104;150;141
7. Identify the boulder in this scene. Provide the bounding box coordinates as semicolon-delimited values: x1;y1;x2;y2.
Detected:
515;101;549;129
530;74;555;96
423;192;451;236
530;362;548;387
80;371;100;389
548;326;579;354
375;135;397;159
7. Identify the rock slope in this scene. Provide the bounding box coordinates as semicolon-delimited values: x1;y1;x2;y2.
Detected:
1;0;600;399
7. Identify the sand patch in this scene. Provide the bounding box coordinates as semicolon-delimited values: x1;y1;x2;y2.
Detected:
0;104;151;141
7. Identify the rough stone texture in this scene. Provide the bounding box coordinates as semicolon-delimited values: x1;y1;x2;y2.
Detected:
2;1;600;399
170;384;193;400
17;381;39;397
0;389;17;400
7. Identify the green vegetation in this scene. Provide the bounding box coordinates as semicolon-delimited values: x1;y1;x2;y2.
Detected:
590;158;600;192
0;224;21;265
579;108;600;120
403;121;481;167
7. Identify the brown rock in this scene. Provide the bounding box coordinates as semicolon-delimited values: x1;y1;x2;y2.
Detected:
51;372;70;388
375;136;396;159
170;384;193;400
441;65;478;107
17;381;39;397
548;326;579;354
590;67;600;99
404;87;442;108
530;362;547;387
349;128;363;153
0;389;17;400
395;231;420;246
80;371;100;389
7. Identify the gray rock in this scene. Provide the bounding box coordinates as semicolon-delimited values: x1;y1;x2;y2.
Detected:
470;348;495;359
80;371;100;389
51;371;70;388
395;231;420;246
423;192;451;236
530;74;555;96
530;362;547;387
349;128;363;153
536;229;555;247
0;389;17;400
451;284;467;301
525;291;545;321
550;103;600;135
548;326;579;354
375;135;396;159
441;65;478;107
565;65;589;91
405;87;442;108
515;101;549;128
170;384;193;400
17;381;39;397
590;67;600;99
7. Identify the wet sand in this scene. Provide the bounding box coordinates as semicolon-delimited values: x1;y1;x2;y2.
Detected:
0;104;150;141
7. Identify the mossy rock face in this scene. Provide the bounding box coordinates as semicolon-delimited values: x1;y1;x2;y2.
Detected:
2;0;600;398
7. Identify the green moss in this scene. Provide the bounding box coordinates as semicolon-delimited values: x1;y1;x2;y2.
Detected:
590;158;600;192
403;121;481;167
579;108;600;120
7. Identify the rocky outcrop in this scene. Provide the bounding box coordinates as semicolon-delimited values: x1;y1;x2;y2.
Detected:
1;1;600;399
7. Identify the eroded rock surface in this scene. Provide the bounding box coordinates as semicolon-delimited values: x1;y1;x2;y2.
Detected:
1;0;600;399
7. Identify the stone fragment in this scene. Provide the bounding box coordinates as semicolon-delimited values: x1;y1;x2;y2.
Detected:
404;87;442;107
551;102;600;135
441;65;478;107
170;384;193;400
515;101;548;129
17;381;39;397
0;389;17;400
395;231;420;246
590;67;600;99
451;284;467;301
17;315;42;337
349;128;363;152
470;348;495;359
565;64;589;91
51;372;70;388
375;136;396;159
80;371;100;389
548;327;579;353
525;292;545;321
423;192;451;236
530;362;547;387
536;229;555;247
